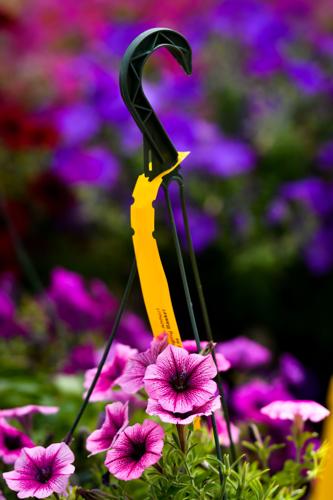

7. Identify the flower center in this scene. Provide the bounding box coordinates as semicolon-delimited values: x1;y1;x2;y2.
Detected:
36;466;53;484
170;370;189;392
4;434;22;450
130;442;146;461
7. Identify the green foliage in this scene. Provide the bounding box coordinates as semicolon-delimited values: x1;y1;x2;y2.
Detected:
68;425;323;500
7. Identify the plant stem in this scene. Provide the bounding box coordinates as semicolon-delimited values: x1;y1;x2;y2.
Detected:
64;260;136;444
176;424;186;453
163;181;226;492
176;177;236;463
153;463;164;474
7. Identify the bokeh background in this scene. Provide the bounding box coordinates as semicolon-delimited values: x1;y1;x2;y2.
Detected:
0;0;333;417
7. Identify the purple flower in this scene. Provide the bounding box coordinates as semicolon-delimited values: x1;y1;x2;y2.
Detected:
118;334;168;394
144;345;217;414
3;442;75;498
182;340;231;372
84;344;137;402
52;147;119;188
285;59;328;95
116;312;151;352
86;402;129;456
193;136;256;178
48;267;101;332
304;224;333;274
62;344;99;374
105;420;164;481
0;405;58;419
160;115;255;178
279;353;306;388
232;379;291;422
281;178;332;216
90;64;131;126
0;290;26;338
0;406;58;432
317;141;333;171
0;419;34;464
174;206;219;253
56;103;100;145
217;336;272;370
213;0;290;77
146;395;221;425
266;198;289;225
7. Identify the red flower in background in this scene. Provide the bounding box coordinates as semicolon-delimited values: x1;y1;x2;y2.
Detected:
0;105;59;150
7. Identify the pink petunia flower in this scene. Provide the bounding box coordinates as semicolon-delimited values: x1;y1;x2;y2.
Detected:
144;345;217;414
0;419;35;464
182;340;231;372
105;420;164;480
118;334;168;393
206;412;240;447
0;405;59;419
147;395;221;425
3;442;75;498
86;402;129;456
260;400;330;423
83;344;137;402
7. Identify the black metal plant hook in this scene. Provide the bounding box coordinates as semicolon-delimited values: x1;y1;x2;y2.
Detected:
119;27;192;180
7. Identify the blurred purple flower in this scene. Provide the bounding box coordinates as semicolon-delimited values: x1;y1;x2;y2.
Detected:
174;205;219;252
52;147;119;188
315;34;333;57
232;378;291;422
160;115;256;177
247;47;285;77
213;0;289;45
0;405;58;420
194;137;256;177
89;279;118;331
281;178;332;216
266;198;289;224
285;59;328;95
103;22;151;58
303;224;333;274
217;336;272;370
56;103;100;145
63;343;99;374
91;64;130;125
279;353;306;388
317;141;333;170
213;0;290;76
0;290;26;339
48;267;101;332
117;313;152;352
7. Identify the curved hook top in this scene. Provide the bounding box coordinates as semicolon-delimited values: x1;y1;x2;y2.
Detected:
119;28;192;180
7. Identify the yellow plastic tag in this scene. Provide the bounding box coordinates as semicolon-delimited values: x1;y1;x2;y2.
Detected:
131;152;189;347
312;377;333;500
